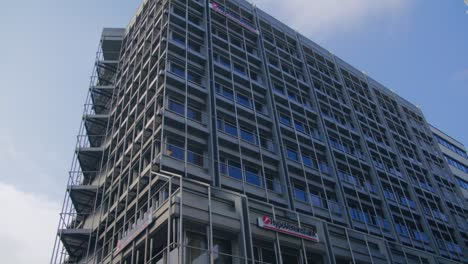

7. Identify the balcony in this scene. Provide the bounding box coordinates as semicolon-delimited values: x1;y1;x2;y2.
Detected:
83;110;110;145
57;212;96;260
76;135;107;173
89;78;115;115
67;171;101;214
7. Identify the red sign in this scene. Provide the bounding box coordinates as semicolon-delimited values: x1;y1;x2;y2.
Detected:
258;216;319;242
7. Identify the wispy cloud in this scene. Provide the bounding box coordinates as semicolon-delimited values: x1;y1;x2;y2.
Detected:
251;0;411;38
0;182;60;264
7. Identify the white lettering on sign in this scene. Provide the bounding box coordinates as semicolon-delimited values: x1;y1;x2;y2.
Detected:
257;215;319;242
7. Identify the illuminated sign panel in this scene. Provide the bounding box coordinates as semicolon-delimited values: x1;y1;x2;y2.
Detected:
209;2;259;34
257;215;319;242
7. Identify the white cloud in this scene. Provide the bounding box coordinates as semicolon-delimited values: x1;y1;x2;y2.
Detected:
251;0;410;38
0;182;61;264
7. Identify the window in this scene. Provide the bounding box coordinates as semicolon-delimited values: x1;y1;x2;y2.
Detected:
254;101;266;115
224;122;237;137
279;114;291;126
294;184;307;202
266;173;282;193
214;53;230;68
287;91;297;102
166;140;184;160
213;238;232;264
456;177;468;190
245;166;262;186
172;32;185;45
236;93;251;108
383;189;396;201
287;148;298;161
310;193;322;208
187;40;201;52
168;99;184;115
186;232;208;264
187;107;202;122
233;63;246;76
187;147;204;166
240;128;256;144
302;154;312;167
170;63;185;77
228;163;242;180
187;70;202;85
218;119;238;137
435;135;468;159
395;223;410;237
294;120;306;133
220;160;243;180
215;83;234;100
445;155;468;173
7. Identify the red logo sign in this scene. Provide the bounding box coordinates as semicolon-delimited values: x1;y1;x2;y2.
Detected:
257;215;319;242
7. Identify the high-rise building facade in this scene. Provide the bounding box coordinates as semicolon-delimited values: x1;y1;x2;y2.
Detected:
430;126;468;201
50;0;468;263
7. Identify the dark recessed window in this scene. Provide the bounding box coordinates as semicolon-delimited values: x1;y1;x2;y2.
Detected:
287;148;298;161
168;99;184;115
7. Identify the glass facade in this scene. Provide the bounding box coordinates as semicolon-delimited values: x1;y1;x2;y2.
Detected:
51;0;467;263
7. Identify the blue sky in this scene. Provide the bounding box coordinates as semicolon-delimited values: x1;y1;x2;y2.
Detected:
0;0;466;263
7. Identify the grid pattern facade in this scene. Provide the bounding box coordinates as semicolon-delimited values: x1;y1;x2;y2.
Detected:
430;126;468;201
51;0;468;263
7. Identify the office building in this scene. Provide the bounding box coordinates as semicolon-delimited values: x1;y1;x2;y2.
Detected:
51;0;468;263
430;126;468;201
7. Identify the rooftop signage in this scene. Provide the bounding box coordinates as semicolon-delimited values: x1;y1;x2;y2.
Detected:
209;2;259;35
257;215;319;242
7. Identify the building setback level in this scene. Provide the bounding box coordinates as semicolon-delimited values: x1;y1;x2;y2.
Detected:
50;0;468;263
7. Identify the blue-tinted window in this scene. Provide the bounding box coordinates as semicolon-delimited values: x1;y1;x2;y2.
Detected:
294;120;306;133
222;89;234;100
167;143;184;160
240;129;256;144
187;71;202;85
349;207;359;221
245;167;261;186
216;84;234;100
237;93;251;108
435;135;468;159
310;194;322;207
228;164;242;180
171;63;185;77
168;99;184;115
287;149;298;161
319;162;330;174
395;224;410;237
445;155;468;173
456;177;468;189
187;149;204;166
224;122;238;137
187;107;202;122
279;114;291;126
302;154;313;168
294;186;307;202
